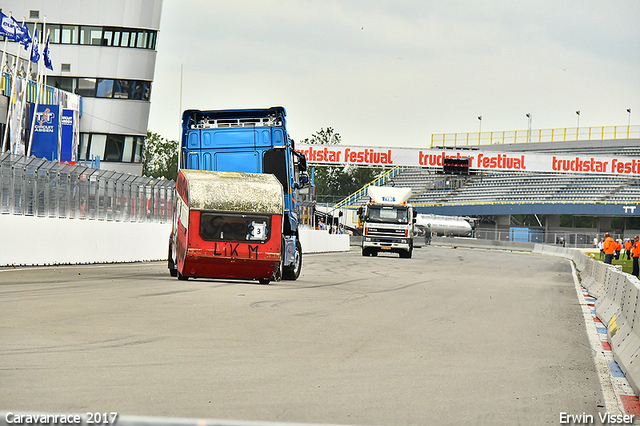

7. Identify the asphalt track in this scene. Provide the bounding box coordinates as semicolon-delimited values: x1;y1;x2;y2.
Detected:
0;246;607;425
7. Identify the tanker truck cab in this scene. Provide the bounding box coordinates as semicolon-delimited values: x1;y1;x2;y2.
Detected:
169;170;284;284
360;186;417;258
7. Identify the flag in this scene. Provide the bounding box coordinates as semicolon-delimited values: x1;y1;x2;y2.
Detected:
12;17;31;49
0;11;17;40
43;34;53;71
30;29;40;63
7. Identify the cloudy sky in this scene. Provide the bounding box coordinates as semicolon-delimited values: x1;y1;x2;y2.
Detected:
147;0;640;148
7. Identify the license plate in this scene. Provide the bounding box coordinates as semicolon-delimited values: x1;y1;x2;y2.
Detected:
381;246;391;250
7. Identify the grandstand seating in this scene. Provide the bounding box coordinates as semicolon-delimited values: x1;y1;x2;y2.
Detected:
338;166;638;208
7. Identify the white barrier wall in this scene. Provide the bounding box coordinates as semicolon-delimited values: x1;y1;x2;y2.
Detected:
299;227;350;254
0;218;350;266
0;215;172;266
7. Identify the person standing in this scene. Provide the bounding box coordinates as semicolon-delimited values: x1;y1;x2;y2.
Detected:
598;239;604;259
615;239;622;260
625;238;633;260
632;236;640;278
603;233;615;265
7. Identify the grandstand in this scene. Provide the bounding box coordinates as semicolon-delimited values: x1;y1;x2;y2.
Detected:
334;137;640;245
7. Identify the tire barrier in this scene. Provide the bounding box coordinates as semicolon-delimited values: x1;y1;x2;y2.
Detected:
534;244;640;396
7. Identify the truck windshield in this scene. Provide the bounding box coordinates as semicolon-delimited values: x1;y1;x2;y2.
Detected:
367;206;409;224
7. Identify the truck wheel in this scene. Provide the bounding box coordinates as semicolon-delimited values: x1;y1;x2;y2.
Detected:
362;248;368;256
283;239;302;280
259;278;271;285
371;251;378;257
168;243;177;277
400;249;412;259
177;271;189;281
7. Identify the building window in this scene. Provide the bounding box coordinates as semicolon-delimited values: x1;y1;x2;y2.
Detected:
114;80;132;99
80;26;102;45
96;79;114;98
77;78;96;97
46;77;151;101
50;25;61;43
5;23;157;50
88;134;107;160
105;135;124;161
80;133;145;163
61;25;78;44
29;10;40;19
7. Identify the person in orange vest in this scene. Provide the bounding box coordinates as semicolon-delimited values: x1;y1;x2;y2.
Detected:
625;238;633;260
603;232;616;265
615;239;623;260
632;236;640;278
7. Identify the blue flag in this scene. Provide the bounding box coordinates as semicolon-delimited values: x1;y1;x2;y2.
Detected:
12;17;31;49
43;34;53;71
30;29;40;63
0;11;17;40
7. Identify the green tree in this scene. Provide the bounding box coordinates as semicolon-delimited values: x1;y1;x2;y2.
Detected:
143;131;178;180
301;128;381;203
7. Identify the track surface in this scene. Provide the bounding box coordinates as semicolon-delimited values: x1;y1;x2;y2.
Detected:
0;246;605;425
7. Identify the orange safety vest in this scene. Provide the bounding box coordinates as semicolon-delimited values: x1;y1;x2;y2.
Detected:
625;240;633;251
632;242;640;258
603;237;616;255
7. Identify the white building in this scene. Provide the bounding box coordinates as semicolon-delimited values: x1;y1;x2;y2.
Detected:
0;0;163;175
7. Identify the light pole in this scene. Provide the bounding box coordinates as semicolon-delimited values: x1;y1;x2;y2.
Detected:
576;110;580;128
628;108;632;126
478;116;482;133
526;113;532;143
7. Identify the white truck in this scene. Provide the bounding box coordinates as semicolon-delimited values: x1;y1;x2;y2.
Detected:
359;186;416;258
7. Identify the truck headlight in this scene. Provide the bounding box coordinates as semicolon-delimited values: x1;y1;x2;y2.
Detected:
365;237;372;242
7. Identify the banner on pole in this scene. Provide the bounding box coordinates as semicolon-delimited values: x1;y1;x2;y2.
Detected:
61;109;78;163
30;104;60;160
297;143;640;177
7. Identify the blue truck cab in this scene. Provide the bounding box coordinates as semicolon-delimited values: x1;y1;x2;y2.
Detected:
178;106;308;280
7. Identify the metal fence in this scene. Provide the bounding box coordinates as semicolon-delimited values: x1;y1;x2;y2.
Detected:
0;151;175;223
474;228;629;248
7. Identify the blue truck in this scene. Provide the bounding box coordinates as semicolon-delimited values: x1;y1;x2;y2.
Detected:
169;106;308;281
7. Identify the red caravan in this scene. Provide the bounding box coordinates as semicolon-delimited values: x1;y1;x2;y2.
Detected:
170;169;283;284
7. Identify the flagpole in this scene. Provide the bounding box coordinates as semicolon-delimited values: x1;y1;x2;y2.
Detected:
17;19;33;155
28;22;44;157
0;11;16;153
2;18;25;153
0;11;12;89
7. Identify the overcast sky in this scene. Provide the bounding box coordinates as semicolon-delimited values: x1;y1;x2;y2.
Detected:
147;0;640;148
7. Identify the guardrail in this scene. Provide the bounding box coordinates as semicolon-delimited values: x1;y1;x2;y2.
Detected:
0;152;174;223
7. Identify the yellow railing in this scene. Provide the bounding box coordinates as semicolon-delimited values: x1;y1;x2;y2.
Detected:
333;166;403;209
431;125;640;147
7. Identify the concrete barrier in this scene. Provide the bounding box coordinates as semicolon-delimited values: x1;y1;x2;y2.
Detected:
0;214;172;266
298;227;350;254
0;217;349;266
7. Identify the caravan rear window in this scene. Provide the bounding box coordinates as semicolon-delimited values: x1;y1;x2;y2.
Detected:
200;213;271;242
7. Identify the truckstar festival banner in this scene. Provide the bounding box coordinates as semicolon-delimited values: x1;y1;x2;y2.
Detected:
30;104;60;161
296;143;640;177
